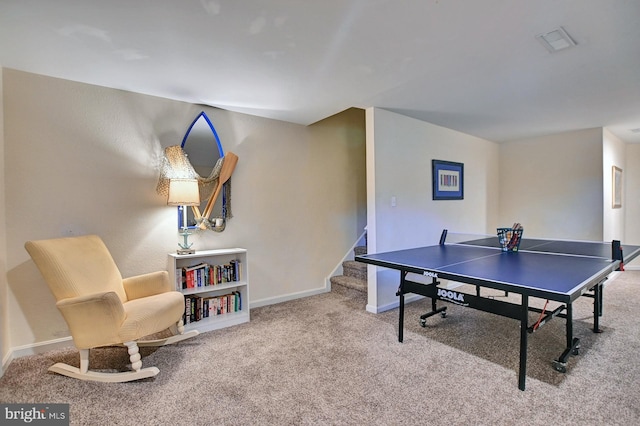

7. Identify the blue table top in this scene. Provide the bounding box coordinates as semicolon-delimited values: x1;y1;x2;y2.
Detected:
356;240;640;302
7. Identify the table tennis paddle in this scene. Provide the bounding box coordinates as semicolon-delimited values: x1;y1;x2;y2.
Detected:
200;152;238;228
507;223;523;250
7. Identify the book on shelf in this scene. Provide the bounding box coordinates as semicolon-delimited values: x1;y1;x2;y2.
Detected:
235;290;241;311
230;259;242;281
185;263;208;289
183;292;242;324
184;297;189;324
175;269;184;291
177;258;244;290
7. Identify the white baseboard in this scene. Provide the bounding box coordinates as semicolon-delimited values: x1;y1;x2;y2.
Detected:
12;336;74;358
2;336;74;377
366;293;424;314
250;285;330;309
2;351;12;378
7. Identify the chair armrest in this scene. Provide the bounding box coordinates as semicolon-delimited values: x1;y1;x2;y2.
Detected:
122;271;172;300
56;292;126;349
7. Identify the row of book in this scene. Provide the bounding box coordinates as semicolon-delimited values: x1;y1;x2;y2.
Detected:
184;292;242;324
176;259;242;290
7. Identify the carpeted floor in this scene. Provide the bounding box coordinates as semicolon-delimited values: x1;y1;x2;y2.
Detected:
1;271;639;425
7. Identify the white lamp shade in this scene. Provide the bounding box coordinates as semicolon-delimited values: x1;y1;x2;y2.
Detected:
167;179;200;206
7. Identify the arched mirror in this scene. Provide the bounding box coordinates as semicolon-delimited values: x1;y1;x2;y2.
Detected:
178;111;228;230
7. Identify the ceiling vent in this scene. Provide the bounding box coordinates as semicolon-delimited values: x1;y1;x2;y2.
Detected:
536;27;576;52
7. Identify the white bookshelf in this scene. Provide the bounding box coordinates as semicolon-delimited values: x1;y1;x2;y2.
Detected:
168;248;249;333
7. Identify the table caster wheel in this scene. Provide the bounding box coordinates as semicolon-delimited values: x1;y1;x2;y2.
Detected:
552;360;567;373
441;312;447;318
420;319;426;327
572;342;580;355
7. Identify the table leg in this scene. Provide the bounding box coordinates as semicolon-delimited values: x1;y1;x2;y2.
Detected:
518;295;529;391
566;303;573;348
593;283;603;333
552;303;580;373
598;282;604;316
398;271;406;343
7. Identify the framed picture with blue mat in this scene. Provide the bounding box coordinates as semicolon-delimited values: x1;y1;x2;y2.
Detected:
432;159;463;200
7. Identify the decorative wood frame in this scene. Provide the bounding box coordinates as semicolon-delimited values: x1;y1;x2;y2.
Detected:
432;160;464;200
612;166;622;209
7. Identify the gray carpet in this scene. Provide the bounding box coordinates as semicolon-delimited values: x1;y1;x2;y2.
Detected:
1;271;639;425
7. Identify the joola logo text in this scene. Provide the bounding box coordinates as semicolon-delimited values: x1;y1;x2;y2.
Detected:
437;288;466;304
423;271;438;278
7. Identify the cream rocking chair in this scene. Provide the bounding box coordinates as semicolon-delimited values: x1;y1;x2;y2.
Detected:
25;234;199;382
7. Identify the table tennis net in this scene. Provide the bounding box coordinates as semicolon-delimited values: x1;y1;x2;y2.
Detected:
443;231;615;259
444;232;513;249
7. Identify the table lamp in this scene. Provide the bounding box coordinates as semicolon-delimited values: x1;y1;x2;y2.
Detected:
167;178;200;255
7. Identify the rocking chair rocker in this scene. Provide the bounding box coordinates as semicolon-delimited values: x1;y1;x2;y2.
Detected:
25;234;199;382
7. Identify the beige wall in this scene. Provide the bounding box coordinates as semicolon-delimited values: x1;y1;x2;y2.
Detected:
0;66;7;370
626;144;640;245
603;128;626;241
1;69;366;358
498;128;604;240
366;108;499;312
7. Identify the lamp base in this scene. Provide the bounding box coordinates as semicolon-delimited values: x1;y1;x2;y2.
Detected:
177;248;196;255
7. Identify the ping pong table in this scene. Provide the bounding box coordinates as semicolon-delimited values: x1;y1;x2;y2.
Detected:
355;230;640;390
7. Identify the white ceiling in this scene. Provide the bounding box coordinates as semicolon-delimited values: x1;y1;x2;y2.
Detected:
1;0;639;143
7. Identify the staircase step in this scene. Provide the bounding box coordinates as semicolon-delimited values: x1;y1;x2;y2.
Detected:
354;246;367;256
330;275;367;293
342;260;367;280
330;243;369;297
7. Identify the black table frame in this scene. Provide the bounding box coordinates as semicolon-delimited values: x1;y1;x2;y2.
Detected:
396;270;606;390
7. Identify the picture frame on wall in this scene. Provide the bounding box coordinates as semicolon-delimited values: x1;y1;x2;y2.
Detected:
432;159;464;200
612;166;622;208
